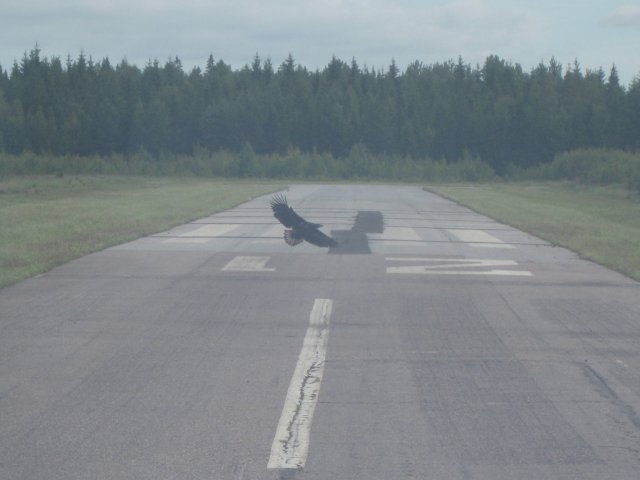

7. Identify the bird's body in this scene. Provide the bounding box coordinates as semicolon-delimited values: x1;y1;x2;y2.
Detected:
270;194;337;247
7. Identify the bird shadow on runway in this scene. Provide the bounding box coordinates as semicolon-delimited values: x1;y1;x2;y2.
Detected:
329;211;383;254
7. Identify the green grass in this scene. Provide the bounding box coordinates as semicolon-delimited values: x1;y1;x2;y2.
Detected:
427;182;640;280
0;175;282;289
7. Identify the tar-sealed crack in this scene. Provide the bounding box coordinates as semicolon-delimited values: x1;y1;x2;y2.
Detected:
582;363;640;431
280;361;323;465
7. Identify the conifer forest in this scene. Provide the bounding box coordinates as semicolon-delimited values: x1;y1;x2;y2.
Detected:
1;47;639;176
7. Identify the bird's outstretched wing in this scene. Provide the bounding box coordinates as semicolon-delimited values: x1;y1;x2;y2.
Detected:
270;194;309;228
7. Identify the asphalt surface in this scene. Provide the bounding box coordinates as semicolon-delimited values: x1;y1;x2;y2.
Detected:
1;184;639;479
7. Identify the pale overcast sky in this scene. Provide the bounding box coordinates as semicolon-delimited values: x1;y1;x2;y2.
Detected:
1;0;639;85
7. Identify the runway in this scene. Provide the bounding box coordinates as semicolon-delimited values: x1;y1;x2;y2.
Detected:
1;184;639;479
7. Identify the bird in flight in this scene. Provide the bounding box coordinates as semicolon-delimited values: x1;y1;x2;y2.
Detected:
270;194;338;247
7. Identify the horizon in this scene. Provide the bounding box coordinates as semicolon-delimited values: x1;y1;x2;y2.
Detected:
1;1;639;86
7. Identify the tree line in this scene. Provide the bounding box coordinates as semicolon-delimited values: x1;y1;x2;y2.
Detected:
1;46;639;173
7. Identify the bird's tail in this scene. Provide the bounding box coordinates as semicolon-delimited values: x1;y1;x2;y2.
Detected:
284;229;303;246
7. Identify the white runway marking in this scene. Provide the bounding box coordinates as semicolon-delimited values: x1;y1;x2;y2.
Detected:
369;226;422;241
182;224;239;237
268;299;333;470
222;256;275;272
250;239;283;245
163;237;210;244
468;242;515;249
251;225;285;244
448;229;514;248
386;258;532;276
263;224;285;237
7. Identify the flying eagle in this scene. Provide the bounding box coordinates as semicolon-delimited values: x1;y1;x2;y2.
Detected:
270;194;338;247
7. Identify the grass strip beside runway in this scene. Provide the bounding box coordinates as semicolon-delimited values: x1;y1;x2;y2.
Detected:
428;182;640;281
0;175;282;289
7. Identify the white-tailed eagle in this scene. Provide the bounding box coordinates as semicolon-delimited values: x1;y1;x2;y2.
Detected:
270;194;338;247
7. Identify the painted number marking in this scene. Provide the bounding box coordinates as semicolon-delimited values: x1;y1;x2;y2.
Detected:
386;257;532;276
